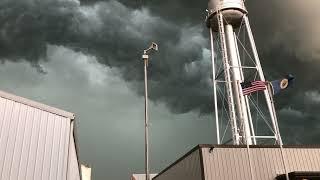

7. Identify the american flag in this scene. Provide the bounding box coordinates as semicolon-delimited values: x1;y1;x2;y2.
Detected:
241;80;267;95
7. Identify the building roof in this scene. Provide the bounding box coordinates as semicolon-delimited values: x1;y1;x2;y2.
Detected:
154;144;320;180
0;90;75;119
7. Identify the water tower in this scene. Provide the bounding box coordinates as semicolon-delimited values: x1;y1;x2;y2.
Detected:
152;2;320;180
206;0;282;145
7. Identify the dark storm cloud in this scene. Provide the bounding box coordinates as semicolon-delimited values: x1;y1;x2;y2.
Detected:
245;0;320;144
0;0;213;114
1;0;320;143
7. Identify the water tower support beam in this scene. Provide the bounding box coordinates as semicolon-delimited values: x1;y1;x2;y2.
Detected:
225;24;252;145
209;28;221;145
243;15;282;144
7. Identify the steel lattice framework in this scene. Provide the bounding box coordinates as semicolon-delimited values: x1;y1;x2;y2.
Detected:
206;0;282;146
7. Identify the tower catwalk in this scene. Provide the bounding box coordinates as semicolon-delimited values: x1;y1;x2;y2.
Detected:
206;0;282;145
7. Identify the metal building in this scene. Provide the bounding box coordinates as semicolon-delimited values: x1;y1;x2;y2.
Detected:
153;145;320;180
0;90;81;180
131;174;158;180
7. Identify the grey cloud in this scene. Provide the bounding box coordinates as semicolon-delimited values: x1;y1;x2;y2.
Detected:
1;0;320;145
0;45;214;180
0;0;213;114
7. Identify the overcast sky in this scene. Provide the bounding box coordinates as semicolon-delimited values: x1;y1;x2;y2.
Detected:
1;0;320;179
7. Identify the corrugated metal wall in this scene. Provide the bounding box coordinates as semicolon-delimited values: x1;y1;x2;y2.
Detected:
0;93;80;180
202;147;320;180
153;148;203;180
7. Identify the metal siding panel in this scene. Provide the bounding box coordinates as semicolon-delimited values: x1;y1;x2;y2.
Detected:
233;148;245;179
230;148;239;180
286;148;295;170
304;148;313;170
217;149;227;179
41;113;56;180
57;118;69;180
0;92;79;180
270;148;282;176
203;149;210;180
26;108;42;180
17;107;35;179
33;111;50;180
62;120;71;180
297;148;307;170
9;104;28;180
201;149;207;179
296;149;305;170
227;148;235;180
202;147;306;180
292;148;301;170
67;130;81;180
202;148;213;180
1;102;22;180
49;116;63;180
307;149;316;170
311;149;320;169
215;148;223;179
0;97;7;145
258;148;269;179
266;148;285;179
286;148;299;171
243;148;252;179
0;100;14;177
233;148;243;180
250;148;261;180
301;148;309;170
208;148;216;180
314;149;320;169
262;148;273;179
289;148;298;171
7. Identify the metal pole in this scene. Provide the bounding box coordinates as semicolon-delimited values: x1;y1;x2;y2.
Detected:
141;42;157;180
234;32;257;145
210;28;220;144
143;56;150;180
225;24;252;145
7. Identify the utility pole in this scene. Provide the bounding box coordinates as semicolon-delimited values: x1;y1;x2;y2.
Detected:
142;42;158;180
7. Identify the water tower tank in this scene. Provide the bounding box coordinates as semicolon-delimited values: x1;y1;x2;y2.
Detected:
206;0;247;30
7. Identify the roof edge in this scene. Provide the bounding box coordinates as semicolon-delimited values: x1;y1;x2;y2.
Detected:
153;145;201;180
198;144;320;149
153;144;320;180
0;90;75;119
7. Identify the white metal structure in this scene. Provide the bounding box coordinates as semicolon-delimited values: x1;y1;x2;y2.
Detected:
0;90;81;180
131;174;157;180
81;164;92;180
206;0;282;145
